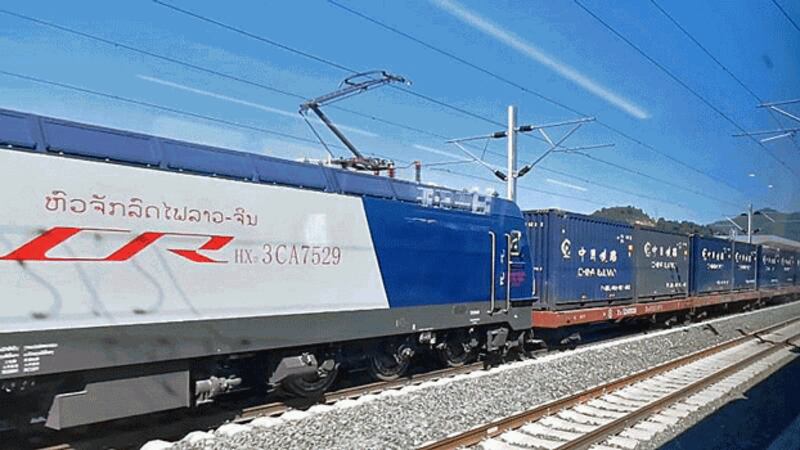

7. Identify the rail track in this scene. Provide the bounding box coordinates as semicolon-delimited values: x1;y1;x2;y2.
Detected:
419;317;800;450
234;362;487;423
27;302;796;450
30;358;495;450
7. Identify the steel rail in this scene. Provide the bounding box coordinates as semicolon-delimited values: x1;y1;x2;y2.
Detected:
556;328;800;449
418;316;800;450
236;362;487;423
34;363;487;450
34;304;800;450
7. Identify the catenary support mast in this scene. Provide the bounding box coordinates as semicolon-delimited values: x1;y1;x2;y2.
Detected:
507;105;518;202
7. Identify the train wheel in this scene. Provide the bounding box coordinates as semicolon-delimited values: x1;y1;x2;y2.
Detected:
437;334;473;367
281;368;338;398
367;341;411;381
521;331;545;359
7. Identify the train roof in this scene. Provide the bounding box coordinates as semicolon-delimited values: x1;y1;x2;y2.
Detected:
0;108;519;217
522;208;633;228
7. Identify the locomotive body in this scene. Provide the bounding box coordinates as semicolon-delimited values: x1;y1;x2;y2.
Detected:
0;109;533;429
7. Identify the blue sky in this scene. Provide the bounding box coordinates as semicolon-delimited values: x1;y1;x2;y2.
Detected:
1;0;799;224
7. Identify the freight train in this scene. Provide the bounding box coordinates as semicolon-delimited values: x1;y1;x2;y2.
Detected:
0;108;797;431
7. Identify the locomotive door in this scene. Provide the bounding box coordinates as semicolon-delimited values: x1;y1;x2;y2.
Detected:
488;229;520;314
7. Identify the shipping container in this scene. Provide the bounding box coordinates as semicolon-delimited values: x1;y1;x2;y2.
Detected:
779;249;797;286
794;252;800;286
525;210;634;309
690;235;733;294
758;246;782;289
633;228;689;300
732;241;758;291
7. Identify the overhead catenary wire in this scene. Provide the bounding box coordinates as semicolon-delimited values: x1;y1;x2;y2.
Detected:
0;8;450;144
153;0;354;73
0;8;576;184
429;166;607;207
2;68;729;219
2;6;550;163
535;164;694;209
327;0;577;113
147;2;562;146
0;8;302;101
648;0;800;153
571;151;734;206
446;129;732;209
325;0;753;199
0;68;617;209
379;151;603;205
151;0;511;130
0;70;340;148
323;1;740;208
573;0;799;179
0;7;669;206
771;0;800;34
149;0;749;210
0;1;702;210
457;142;723;209
360;151;609;206
0;6;748;216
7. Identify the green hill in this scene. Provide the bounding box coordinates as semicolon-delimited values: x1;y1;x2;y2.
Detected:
591;206;800;240
591;206;717;236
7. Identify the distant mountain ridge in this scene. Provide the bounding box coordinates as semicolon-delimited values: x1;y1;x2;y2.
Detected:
708;209;800;242
590;206;800;241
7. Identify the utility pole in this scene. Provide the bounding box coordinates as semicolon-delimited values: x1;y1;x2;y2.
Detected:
446;110;612;203
507;105;518;202
724;204;776;243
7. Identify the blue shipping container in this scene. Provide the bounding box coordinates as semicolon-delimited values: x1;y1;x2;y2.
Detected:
732;241;758;291
633;228;690;300
758;246;781;289
525;210;634;309
779;250;797;286
690;236;733;294
796;256;800;286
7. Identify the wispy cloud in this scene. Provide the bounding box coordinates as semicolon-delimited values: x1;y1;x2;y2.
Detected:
137;75;379;137
546;178;588;192
432;0;650;120
414;144;512;177
260;138;331;160
413;143;472;161
149;115;249;150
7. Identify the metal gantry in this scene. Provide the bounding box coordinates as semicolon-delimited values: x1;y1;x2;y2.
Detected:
446;106;614;201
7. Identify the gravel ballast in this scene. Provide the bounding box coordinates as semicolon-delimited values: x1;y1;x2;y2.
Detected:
162;301;800;450
637;348;799;450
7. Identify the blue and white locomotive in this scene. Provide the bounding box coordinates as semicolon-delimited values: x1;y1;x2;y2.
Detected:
0;108;534;430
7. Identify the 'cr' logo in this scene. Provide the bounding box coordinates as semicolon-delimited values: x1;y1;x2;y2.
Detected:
560;238;571;259
0;227;234;263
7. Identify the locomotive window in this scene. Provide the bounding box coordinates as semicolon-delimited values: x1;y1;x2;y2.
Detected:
510;230;522;257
